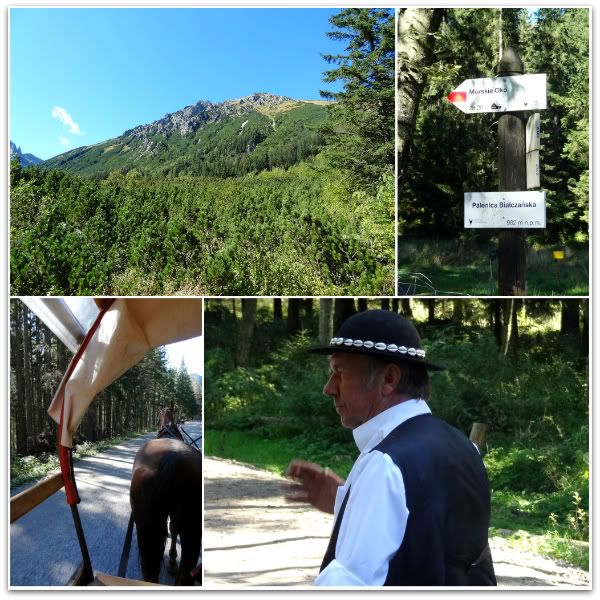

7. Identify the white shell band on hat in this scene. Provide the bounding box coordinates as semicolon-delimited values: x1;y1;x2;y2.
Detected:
329;337;426;358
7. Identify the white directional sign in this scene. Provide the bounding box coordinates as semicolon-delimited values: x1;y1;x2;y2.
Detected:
464;191;546;228
526;152;540;189
526;112;541;151
447;74;547;113
525;113;541;188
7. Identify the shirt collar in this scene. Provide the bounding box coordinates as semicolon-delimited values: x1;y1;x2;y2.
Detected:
352;399;432;453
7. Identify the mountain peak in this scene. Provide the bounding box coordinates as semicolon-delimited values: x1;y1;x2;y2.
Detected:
10;140;43;167
230;92;295;108
125;92;301;139
43;94;327;176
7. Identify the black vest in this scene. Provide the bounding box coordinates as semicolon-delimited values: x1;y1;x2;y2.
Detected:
320;414;496;586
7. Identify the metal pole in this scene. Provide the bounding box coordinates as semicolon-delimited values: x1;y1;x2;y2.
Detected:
497;47;527;295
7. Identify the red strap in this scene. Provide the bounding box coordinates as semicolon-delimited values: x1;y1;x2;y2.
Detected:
191;564;202;581
57;299;115;505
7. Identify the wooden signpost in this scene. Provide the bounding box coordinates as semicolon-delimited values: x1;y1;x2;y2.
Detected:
447;47;547;295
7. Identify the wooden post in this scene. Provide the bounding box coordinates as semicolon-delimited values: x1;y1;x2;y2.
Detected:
497;47;527;296
469;422;488;451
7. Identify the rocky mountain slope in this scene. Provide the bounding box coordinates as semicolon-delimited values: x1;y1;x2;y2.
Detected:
44;93;328;177
10;142;43;167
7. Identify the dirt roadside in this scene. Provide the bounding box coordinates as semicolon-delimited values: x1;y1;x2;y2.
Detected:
203;457;589;588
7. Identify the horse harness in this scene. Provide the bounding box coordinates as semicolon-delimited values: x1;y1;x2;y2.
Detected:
157;422;186;443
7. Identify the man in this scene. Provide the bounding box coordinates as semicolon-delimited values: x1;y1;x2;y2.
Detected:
285;309;496;586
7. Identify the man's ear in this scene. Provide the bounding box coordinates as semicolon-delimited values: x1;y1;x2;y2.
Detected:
381;363;402;396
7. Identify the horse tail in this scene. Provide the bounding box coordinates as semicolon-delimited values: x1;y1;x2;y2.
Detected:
130;448;180;583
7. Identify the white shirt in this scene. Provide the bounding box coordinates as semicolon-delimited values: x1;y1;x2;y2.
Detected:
314;399;432;586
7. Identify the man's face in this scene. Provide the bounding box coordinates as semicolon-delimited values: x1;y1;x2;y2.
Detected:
323;352;381;430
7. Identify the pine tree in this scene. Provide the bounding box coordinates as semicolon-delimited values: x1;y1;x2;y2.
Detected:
174;358;197;419
520;8;589;242
321;8;395;189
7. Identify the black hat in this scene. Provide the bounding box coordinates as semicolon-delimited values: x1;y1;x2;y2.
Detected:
309;310;444;371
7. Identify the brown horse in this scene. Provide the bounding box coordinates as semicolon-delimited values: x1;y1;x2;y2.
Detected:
130;408;202;585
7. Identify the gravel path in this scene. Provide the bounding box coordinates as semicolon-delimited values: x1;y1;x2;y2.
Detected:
203;456;589;589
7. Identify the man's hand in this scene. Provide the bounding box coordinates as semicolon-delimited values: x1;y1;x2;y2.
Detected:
282;460;345;514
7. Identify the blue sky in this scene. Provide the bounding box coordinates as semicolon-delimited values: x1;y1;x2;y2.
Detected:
166;337;203;376
10;7;348;160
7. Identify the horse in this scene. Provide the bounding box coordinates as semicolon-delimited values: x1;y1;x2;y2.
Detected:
130;407;202;585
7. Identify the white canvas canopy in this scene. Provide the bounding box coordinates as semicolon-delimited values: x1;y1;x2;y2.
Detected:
25;298;203;448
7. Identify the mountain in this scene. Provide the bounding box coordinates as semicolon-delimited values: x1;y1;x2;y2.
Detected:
43;93;329;177
10;141;43;167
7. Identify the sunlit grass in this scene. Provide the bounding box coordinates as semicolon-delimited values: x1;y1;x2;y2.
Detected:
398;237;588;296
10;429;154;490
205;429;355;479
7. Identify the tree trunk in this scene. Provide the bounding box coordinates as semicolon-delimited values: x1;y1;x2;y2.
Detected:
561;299;580;336
401;299;413;317
304;298;313;316
580;299;589;359
397;8;445;184
492;300;502;346
453;300;464;324
426;299;435;324
334;298;356;332
380;298;390;311
22;307;33;453
11;301;27;454
357;298;368;312
318;299;333;346
391;298;400;313
287;299;302;336
273;298;283;321
236;298;257;367
501;299;520;355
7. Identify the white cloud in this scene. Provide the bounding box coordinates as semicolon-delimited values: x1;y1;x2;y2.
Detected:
52;106;81;135
59;136;72;148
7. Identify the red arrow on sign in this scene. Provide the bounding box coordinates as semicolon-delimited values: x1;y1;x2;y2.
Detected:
447;90;467;103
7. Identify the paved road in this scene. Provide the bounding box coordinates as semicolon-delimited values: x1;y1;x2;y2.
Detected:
204;456;589;589
10;421;202;587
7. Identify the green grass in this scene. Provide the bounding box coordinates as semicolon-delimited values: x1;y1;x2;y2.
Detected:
489;527;589;571
205;429;355;479
10;429;153;490
398;237;588;296
488;489;589;570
